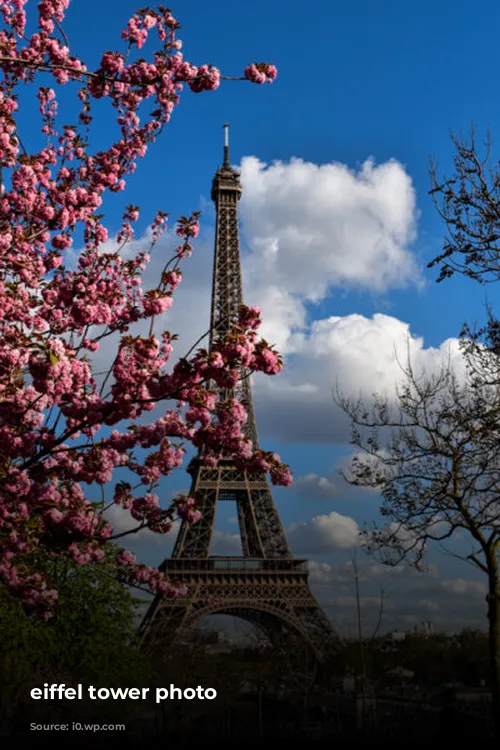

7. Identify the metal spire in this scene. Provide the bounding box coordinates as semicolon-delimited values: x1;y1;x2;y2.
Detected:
223;122;230;167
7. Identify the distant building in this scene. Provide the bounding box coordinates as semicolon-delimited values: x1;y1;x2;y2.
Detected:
383;621;436;642
385;629;408;642
416;620;434;635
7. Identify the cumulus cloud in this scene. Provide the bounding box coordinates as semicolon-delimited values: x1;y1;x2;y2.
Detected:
210;530;242;555
361;518;459;565
308;559;488;634
119;155;420;358
441;578;487;596
240;155;420;298
239;155;420;355
253;314;464;444
293;473;343;500
74;154;453;449
308;558;408;585
293;453;383;499
105;504;180;547
288;511;360;553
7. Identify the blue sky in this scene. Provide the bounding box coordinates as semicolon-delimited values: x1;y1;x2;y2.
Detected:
27;0;500;634
61;0;497;344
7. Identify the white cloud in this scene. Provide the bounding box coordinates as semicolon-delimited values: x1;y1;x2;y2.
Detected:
441;578;487;596
293;473;341;499
149;155;419;358
253;314;464;444
288;511;360;553
72;154;452;450
239;155;420;355
308;558;405;585
294;453;383;499
210;530;242;555
105;504;180;547
70;155;467;451
414;599;441;612
240;155;420;299
362;518;457;562
335;595;388;609
308;560;338;584
384;521;424;551
307;559;488;634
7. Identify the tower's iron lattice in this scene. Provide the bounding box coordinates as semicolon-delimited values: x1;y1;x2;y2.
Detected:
139;126;342;666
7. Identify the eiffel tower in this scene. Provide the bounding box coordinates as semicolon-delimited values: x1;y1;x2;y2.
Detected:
139;126;342;667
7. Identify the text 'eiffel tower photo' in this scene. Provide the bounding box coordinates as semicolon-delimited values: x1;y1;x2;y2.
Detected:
140;126;342;666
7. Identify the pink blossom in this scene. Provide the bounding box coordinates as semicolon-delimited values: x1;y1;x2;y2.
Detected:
0;0;283;619
244;63;278;84
188;65;221;93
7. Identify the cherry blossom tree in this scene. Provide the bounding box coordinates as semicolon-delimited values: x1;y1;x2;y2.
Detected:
0;0;287;619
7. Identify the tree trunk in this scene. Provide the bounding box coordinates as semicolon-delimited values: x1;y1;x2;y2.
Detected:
486;564;500;740
258;685;263;739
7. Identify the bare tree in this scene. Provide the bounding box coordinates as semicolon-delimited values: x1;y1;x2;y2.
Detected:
242;628;283;738
336;353;500;739
429;127;500;285
350;552;390;644
349;551;389;734
428;128;500;380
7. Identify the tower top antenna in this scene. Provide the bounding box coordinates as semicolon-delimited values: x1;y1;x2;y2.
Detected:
223;123;230;166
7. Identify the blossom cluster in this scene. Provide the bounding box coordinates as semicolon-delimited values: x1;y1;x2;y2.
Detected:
244;63;278;84
0;2;285;617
